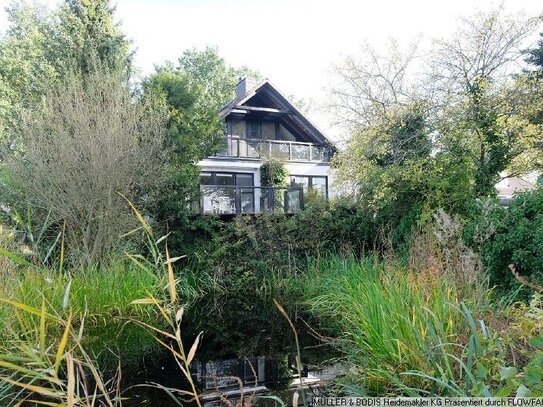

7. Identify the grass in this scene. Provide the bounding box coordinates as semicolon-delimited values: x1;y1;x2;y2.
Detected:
294;255;497;395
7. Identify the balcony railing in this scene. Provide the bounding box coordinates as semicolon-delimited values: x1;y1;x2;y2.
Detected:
215;136;331;162
199;185;304;215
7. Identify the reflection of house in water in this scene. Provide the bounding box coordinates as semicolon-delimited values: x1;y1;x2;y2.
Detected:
192;355;335;406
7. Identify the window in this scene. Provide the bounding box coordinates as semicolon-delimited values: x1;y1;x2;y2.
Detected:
247;122;261;139
199;172;255;214
290;175;328;198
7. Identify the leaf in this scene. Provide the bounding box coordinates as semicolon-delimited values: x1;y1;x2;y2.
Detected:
130;298;157;305
516;385;532;397
66;353;75;407
0;248;38;269
164;255;186;265
500;366;518;381
176;307;184;324
165;244;177;304
257;395;286;407
528;334;543;348
54;312;72;376
1;376;64;398
62;278;72;310
186;331;203;365
118;193;153;236
494;384;516;397
0;298;59;322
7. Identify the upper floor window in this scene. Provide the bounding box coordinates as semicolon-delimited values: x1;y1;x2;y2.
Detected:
248;122;261;139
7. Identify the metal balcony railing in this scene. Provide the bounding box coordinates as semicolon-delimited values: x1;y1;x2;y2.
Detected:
215;136;331;162
199;185;304;215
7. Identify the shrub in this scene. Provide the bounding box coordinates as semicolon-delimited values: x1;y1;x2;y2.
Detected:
465;188;543;293
170;197;379;297
3;69;168;267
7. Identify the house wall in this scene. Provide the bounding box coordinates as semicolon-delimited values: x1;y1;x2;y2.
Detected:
197;158;336;197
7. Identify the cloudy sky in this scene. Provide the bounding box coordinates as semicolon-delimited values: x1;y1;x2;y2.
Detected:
1;0;542;135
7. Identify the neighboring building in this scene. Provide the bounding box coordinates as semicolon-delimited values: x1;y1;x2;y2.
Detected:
196;78;336;215
496;173;539;205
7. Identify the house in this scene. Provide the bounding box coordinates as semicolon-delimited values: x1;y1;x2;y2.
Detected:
197;78;336;215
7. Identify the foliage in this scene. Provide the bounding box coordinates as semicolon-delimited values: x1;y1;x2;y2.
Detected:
3;70;168;266
465;188;543;293
260;156;289;187
0;0;133;160
0;300;122;406
142;47;260;225
330;9;541;235
172;198;378;294
524;32;543;76
296;254;487;395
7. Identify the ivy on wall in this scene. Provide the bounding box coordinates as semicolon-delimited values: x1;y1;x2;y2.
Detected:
260;157;288;187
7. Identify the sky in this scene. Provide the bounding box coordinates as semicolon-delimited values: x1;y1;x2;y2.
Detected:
1;0;542;136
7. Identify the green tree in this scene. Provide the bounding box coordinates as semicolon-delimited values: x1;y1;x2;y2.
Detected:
142;47;260;224
433;9;539;197
0;0;132;161
525;32;543;75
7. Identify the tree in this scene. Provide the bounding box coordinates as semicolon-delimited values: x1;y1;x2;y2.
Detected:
524;32;543;75
4;70;168;267
142;47;260;224
329;8;540;233
433;9;539;195
0;0;133;161
53;0;133;76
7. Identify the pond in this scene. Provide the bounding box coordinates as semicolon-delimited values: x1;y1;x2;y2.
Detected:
120;295;338;406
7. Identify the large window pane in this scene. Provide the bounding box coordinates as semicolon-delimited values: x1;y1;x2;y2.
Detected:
216;173;234;185
262;122;275;140
290;176;309;190
236;174;254;186
200;172;212;185
311;177;327;197
231;120;245;138
248;122;261;139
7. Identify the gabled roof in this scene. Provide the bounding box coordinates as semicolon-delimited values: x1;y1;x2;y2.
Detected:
219;79;334;147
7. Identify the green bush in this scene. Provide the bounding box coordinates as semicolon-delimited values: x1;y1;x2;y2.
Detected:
169;198;379;295
465;188;543;293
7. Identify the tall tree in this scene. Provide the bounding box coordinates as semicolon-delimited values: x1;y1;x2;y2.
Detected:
433;9;539;195
142;47;260;224
0;0;133;161
54;0;133;76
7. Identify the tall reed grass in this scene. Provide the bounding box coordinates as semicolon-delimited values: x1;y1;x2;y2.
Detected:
298;255;495;395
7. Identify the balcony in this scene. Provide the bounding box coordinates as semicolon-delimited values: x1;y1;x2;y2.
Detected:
199;185;304;215
215;136;331;162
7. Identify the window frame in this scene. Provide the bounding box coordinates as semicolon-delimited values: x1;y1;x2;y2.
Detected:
289;175;328;199
199;171;255;214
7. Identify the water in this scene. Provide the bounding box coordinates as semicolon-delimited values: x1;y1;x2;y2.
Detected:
121;295;337;406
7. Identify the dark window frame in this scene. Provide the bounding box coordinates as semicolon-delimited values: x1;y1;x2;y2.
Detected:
289;175;328;199
200;171;255;214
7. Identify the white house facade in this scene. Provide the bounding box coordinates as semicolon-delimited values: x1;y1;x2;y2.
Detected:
197;78;336;215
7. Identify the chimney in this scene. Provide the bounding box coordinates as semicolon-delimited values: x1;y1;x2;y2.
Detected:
235;77;258;99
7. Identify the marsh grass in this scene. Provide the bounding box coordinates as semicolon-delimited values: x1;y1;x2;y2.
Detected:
297;255;495;395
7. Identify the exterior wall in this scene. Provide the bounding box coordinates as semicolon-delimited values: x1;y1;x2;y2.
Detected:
197;158;335;196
